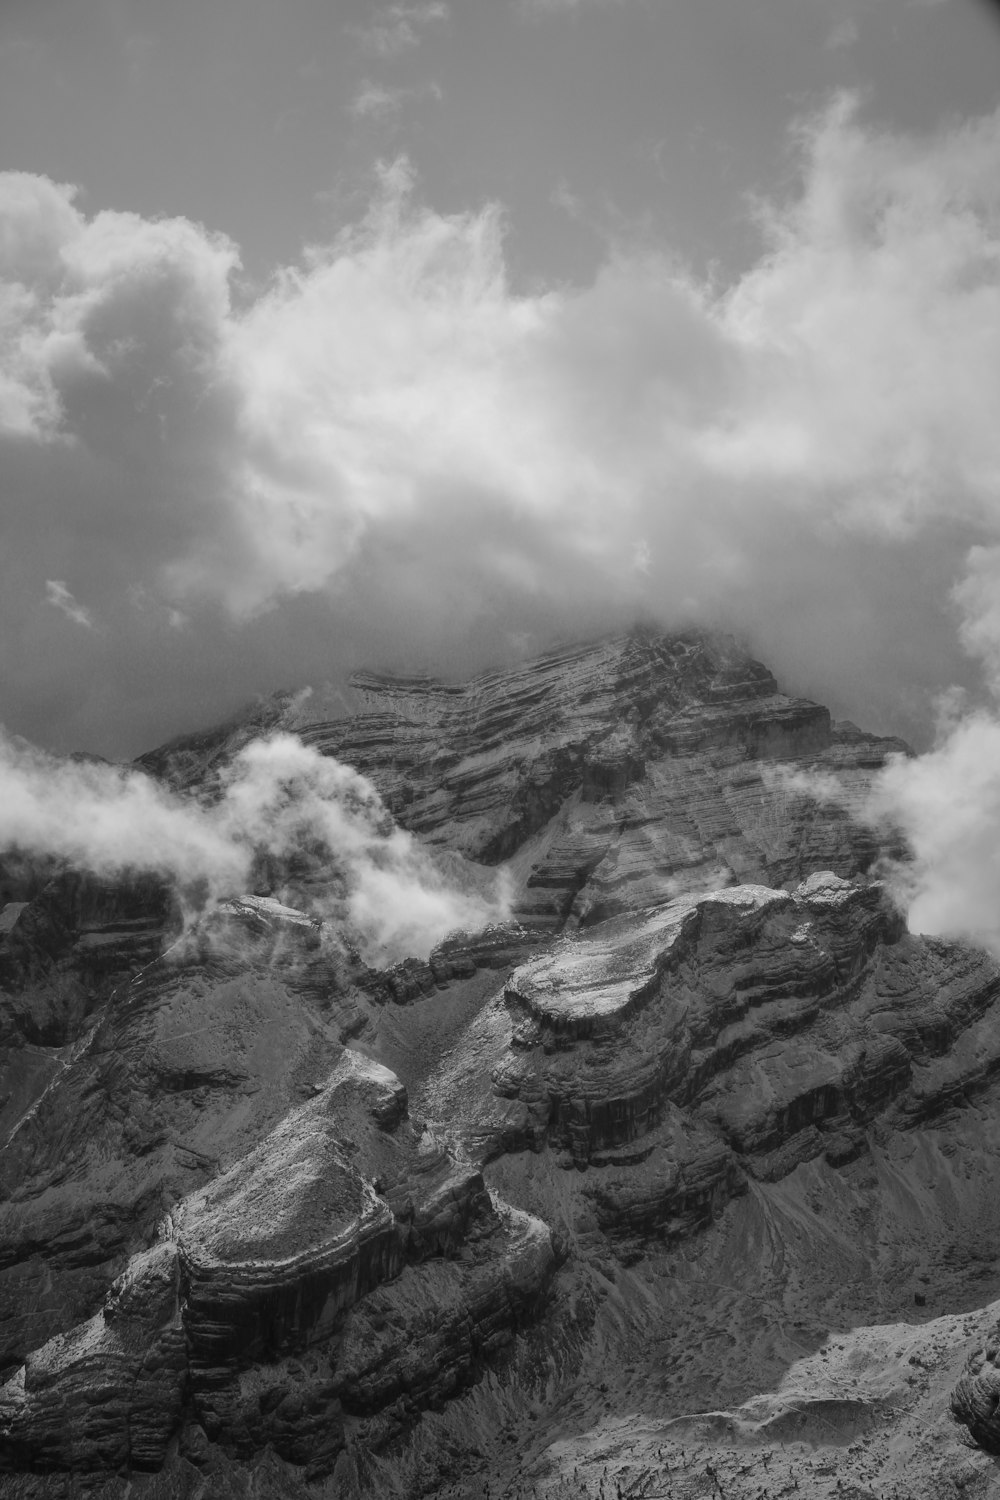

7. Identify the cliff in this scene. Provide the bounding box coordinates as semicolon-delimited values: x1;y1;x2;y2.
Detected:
1;629;998;1499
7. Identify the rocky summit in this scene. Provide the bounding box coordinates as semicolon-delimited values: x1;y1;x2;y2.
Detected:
2;628;1000;1498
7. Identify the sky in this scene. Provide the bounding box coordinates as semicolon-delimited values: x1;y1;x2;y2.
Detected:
3;0;1000;761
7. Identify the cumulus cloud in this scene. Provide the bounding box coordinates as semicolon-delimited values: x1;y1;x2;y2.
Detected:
865;710;1000;951
765;691;1000;959
0;731;507;964
861;587;1000;954
4;95;1000;760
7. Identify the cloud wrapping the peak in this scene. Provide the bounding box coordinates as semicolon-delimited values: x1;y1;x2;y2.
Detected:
0;731;507;964
4;96;1000;755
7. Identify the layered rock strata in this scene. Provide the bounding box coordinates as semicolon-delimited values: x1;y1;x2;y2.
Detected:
6;628;1000;1497
952;1317;1000;1453
0;1051;556;1478
421;871;1000;1253
297;633;907;929
135;630;909;932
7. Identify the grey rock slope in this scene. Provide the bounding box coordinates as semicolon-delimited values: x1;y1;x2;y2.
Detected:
1;629;999;1498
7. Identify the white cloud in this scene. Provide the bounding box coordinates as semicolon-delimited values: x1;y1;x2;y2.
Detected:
868;711;1000;954
0;731;507;964
521;0;617;11
350;82;405;121
349;79;442;121
826;16;859;49
45;580;93;628
3;95;1000;762
520;0;627;13
352;3;449;58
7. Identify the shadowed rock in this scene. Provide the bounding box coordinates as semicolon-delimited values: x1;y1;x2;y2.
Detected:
952;1319;1000;1453
6;629;1000;1500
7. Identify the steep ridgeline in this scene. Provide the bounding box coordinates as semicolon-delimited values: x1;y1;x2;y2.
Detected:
296;631;909;928
426;872;1000;1246
140;629;908;929
2;629;1000;1499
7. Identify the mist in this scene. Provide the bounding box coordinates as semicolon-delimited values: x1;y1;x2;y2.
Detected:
0;731;509;966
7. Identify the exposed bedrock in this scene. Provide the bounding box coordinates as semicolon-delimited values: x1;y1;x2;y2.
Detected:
952;1317;1000;1454
291;632;908;933
0;870;175;1047
363;922;537;1007
581;1106;748;1242
421;873;1000;1259
138;630;908;937
0;1242;186;1475
8;629;1000;1497
0;931;370;1376
175;1054;479;1376
0;1053;557;1478
304;631;833;862
489;876;905;1165
0;878;543;1402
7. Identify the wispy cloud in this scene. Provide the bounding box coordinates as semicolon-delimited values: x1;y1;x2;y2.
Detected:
352;2;449;59
826;16;859;50
349;78;442;121
521;0;626;14
45;581;93;629
350;81;405;121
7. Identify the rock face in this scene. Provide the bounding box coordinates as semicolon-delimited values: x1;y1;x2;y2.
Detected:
952;1317;1000;1455
2;628;1000;1498
431;870;1000;1229
297;631;905;928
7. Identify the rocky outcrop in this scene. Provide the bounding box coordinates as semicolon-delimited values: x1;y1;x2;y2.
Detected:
131;630;908;934
363;922;536;1006
0;1052;557;1479
419;871;1000;1265
0;870;174;1045
0;1242;186;1474
6;627;1000;1499
0;919;371;1381
952;1317;1000;1453
293;632;906;930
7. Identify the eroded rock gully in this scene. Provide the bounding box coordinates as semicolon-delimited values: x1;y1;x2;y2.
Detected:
2;629;1000;1498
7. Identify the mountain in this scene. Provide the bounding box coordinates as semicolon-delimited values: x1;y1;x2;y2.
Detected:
2;628;999;1499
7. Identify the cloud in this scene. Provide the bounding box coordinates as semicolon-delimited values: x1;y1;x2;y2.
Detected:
826;16;859;49
865;706;1000;955
3;96;1000;760
521;0;622;12
349;79;442;122
350;82;406;121
352;3;449;58
45;580;93;629
0;731;507;964
764;684;1000;959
